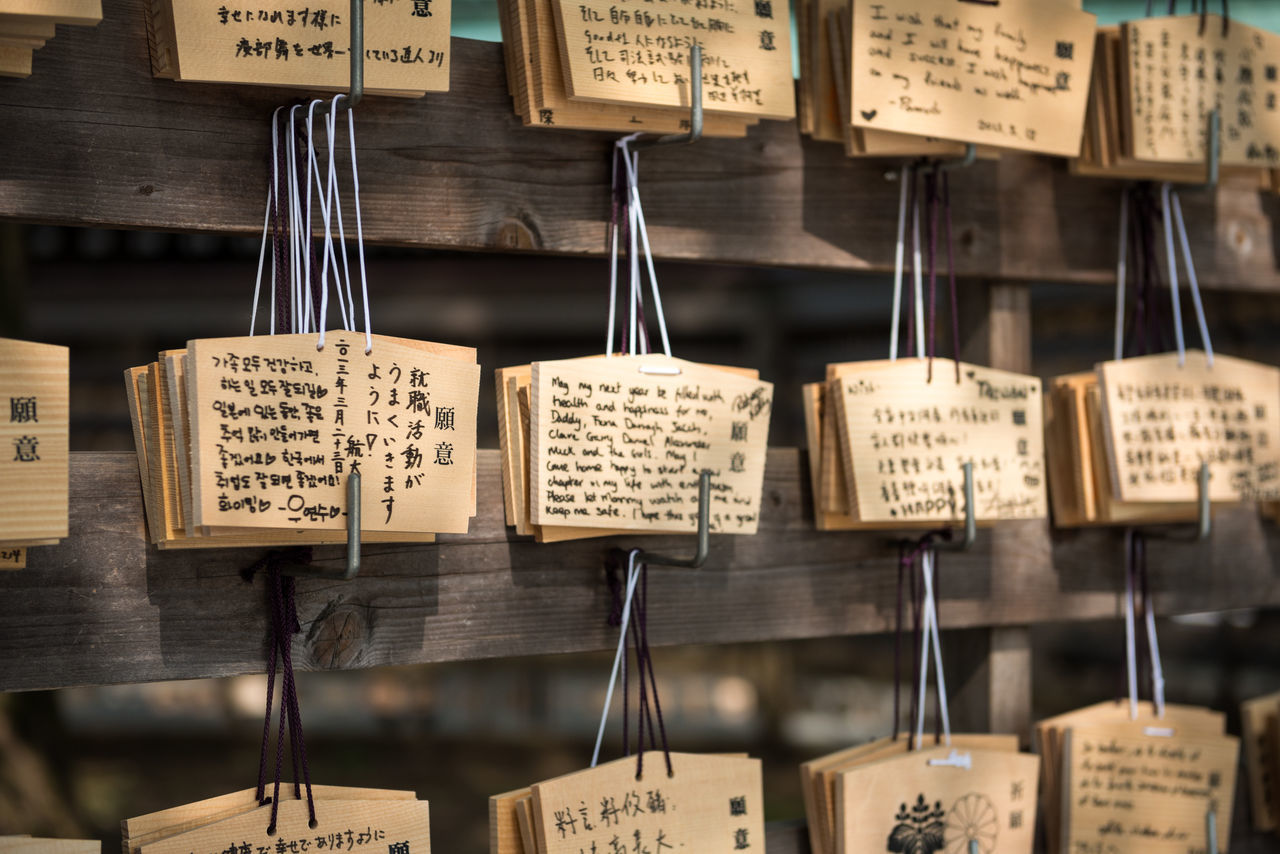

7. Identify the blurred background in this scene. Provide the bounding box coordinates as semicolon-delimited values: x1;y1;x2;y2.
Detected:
0;223;1279;850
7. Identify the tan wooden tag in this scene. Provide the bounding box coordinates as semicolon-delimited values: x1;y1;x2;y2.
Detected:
0;841;98;853
124;786;417;853
489;787;533;854
1240;691;1280;832
528;356;773;534
154;0;449;95
1123;15;1280;168
1098;350;1280;503
0;338;68;543
1061;724;1237;854
187;332;479;534
0;547;24;569
834;745;1039;854
831;358;1047;524
531;752;763;854
139;798;429;854
550;0;796;120
0;0;100;25
850;0;1096;156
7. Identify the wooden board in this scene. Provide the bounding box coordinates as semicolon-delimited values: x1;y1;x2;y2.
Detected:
528;356;773;534
0;338;68;543
1097;351;1280;503
834;745;1039;854
849;0;1096;156
0;0;100;25
154;0;448;95
187;331;479;534
0;841;98;853
0;548;24;569
489;787;532;854
531;753;763;854
550;0;796;120
1061;724;1237;854
1240;691;1280;833
1123;15;1280;168
830;358;1047;525
6;451;1280;692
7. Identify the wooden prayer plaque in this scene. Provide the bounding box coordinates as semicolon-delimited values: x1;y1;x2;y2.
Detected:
1123;15;1280;168
151;0;449;95
138;798;430;854
834;745;1040;854
1241;691;1280;832
831;358;1047;524
0;548;24;570
1061;724;1237;854
531;752;764;854
187;332;479;534
528;356;773;534
850;0;1097;156
1097;350;1280;503
0;841;98;853
0;338;68;543
550;0;796;119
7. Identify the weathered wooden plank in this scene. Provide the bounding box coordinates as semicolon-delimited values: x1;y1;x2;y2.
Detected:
0;451;1277;692
0;0;1277;289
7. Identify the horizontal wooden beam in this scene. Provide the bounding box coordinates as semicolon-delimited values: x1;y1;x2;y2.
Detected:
0;451;1277;692
0;0;1278;289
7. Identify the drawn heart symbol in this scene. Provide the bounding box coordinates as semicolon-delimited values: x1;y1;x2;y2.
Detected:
966;370;976;380
860;109;878;122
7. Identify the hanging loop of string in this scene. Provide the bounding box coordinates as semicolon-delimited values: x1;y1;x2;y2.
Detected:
889;165;913;362
913;547;952;748
1159;182;1214;367
1123;531;1166;720
615;136;673;359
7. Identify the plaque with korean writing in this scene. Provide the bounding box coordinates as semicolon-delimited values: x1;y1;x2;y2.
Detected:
0;338;68;544
831;358;1047;524
1123;15;1280;167
187;331;479;534
528;355;773;534
850;0;1096;156
550;0;796;119
151;0;449;94
834;745;1039;854
139;799;430;854
1097;351;1280;503
531;752;763;854
1061;725;1238;854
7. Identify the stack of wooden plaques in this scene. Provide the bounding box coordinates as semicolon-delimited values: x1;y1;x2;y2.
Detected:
495;354;772;543
144;0;450;95
495;0;788;135
0;338;69;571
1046;351;1280;526
0;0;101;79
803;358;1048;531
1242;690;1280;834
1072;24;1272;186
800;734;1036;854
1036;700;1237;854
123;786;430;854
0;838;97;853
490;752;764;854
126;331;480;549
794;0;970;158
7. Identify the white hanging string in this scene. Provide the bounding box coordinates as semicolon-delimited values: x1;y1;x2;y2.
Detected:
1170;191;1215;367
1113;189;1129;362
890;165;912;362
914;549;952;747
1144;586;1167;719
307;99;349;349
591;549;644;768
324;97;357;332
302;104;317;336
287;104;306;335
340;95;373;355
605;145;623;358
911;184;925;358
1124;532;1140;720
1159;182;1188;366
251;107;284;336
618;137;673;358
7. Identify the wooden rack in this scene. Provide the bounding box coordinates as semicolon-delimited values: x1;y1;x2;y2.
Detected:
2;2;1280;851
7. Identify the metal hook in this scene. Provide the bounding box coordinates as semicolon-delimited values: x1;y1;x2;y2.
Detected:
281;471;362;580
969;840;980;854
937;143;977;172
312;0;364;116
1205;808;1218;854
627;470;712;568
936;462;977;551
1143;462;1212;542
632;44;703;149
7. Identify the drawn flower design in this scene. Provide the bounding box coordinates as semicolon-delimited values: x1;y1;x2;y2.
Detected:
943;793;999;854
886;793;946;854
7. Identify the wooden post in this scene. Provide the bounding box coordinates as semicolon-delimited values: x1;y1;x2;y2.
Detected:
951;281;1036;746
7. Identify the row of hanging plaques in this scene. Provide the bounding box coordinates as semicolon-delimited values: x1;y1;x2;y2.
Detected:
0;0;1222;184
